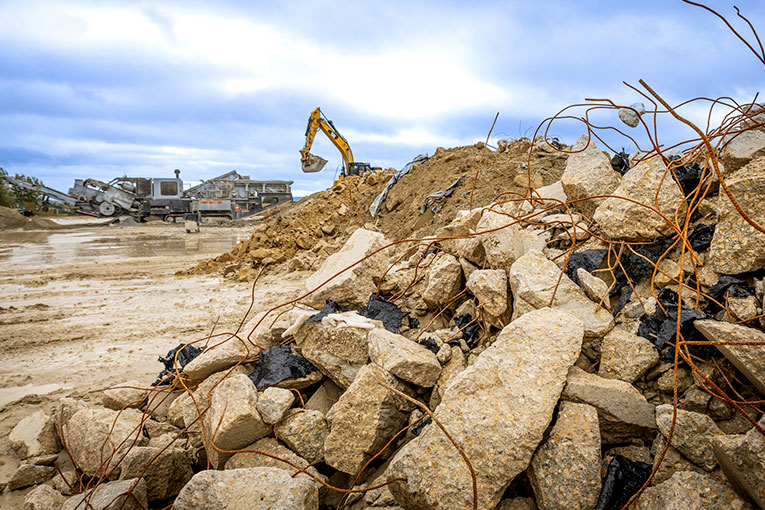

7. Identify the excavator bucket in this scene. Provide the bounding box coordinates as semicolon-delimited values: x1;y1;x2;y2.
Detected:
301;152;328;173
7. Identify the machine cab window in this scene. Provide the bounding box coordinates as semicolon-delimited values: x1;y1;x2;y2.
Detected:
160;181;178;196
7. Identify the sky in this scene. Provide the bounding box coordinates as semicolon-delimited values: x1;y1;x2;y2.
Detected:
1;1;764;197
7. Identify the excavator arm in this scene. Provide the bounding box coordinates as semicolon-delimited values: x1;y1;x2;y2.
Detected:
300;107;355;173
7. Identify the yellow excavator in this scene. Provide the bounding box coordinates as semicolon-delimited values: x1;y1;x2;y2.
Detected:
300;107;377;181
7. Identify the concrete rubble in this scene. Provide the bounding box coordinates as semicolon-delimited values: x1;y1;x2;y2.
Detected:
5;134;765;510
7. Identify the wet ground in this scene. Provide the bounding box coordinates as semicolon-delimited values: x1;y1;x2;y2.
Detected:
0;221;306;507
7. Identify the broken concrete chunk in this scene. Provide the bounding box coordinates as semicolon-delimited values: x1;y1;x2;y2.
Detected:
256;387;295;424
476;202;547;269
62;478;148;510
466;269;511;327
224;437;324;487
562;366;656;443
695;319;765;394
713;416;765;508
528;402;601;510
295;321;370;388
62;407;147;478
388;308;584;510
118;446;192;501
709;157;765;273
367;328;442;387
7;463;55;491
422;252;463;309
509;251;614;337
305;379;344;416
720;129;765;175
303;228;389;308
576;268;610;309
173;467;318;510
101;380;148;411
204;373;271;469
324;363;413;475
23;484;66;510
634;470;753;510
274;409;329;464
655;404;724;471
598;328;659;383
593;155;687;240
618;102;646;128
9;410;61;460
560;135;622;217
182;339;254;382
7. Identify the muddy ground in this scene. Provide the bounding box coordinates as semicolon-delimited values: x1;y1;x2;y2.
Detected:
0;220;307;507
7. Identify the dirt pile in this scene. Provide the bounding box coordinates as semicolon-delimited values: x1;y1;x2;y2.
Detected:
186;139;567;279
0;207;65;231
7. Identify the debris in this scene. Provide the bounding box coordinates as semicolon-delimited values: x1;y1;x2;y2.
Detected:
7;463;55;491
367;328;442;387
388;308;584;510
422;252;463;309
510;251;614;337
593;155;687;240
172;467;318;510
565;249;607;285
248;344;319;390
303;228;390;308
294;320;370;388
8;410;61;460
709;155;765;273
562;366;656;443
119;446;193;501
420;176;462;214
23;484;66;509
610;150;631;175
256;387;295;424
618;102;646;128
667;155;703;196
688;223;715;251
450;313;481;349
598;328;659;383
307;300;347;323
224;437;324;487
154;343;202;386
633;470;753;510
595;455;652;510
577;268;611;310
324;363;413;474
466;269;510;327
359;294;405;333
713;416;765;508
707;275;755;313
369;154;428;217
655;404;724;471
273;409;329;464
62;407;148;477
637;288;710;358
205;373;271;468
182;340;253;382
720;128;765;175
101;380;147;411
694;319;765;394
560;135;622;216
61;478;148;510
528;402;602;510
304;379;343;416
476;202;547;268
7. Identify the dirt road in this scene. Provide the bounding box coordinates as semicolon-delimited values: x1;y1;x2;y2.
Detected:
0;221;306;506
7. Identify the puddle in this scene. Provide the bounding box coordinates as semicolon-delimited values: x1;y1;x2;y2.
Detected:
0;228;249;266
0;384;70;407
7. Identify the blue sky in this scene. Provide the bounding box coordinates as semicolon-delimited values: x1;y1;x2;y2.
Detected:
1;1;764;196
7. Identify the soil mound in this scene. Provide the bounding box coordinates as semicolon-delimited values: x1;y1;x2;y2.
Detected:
0;206;66;230
186;139;567;277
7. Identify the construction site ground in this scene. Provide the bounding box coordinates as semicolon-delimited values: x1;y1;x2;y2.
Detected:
0;221;308;507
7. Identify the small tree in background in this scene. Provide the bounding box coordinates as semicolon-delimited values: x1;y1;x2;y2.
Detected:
0;168;14;208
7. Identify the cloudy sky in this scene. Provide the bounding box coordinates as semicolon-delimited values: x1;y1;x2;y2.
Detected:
1;0;764;196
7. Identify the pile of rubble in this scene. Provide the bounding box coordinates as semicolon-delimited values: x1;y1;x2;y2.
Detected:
7;131;765;510
184;139;567;282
